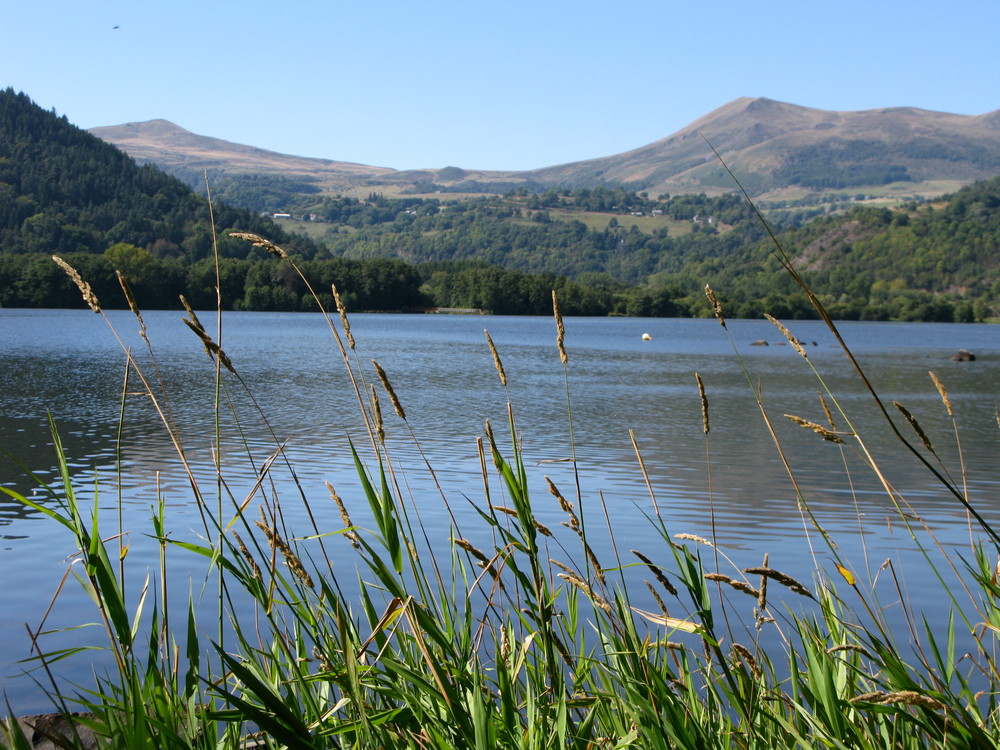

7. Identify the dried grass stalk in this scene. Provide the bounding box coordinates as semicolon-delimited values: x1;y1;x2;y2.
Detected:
557;573;612;615
851;690;946;710
645;580;669;616
549;558;578;577
893;401;934;453
704;573;760;598
928;371;953;417
849;691;889;704
632;550;678;596
743;565;814;599
370;384;384;443
232;531;261;580
705;284;726;329
879;691;946;710
583;541;606;586
372;360;406;419
695;373;710;434
455;538;491;566
52;256;101;313
674;533;714;547
332;283;355;350
179;295;204;332
230;231;289;259
484;330;507;386
552;290;568;364
758;553;769;610
115;271;147;342
827;643;877;660
254;516;314;589
764;314;807;358
784;413;844;443
547;478;577;520
818;392;837;430
327;482;360;549
731;643;761;677
181;316;236;374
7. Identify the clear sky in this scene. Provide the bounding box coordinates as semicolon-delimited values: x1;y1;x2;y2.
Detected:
5;0;998;172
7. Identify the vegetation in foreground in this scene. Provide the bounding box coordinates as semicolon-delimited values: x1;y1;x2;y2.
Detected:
2;229;999;749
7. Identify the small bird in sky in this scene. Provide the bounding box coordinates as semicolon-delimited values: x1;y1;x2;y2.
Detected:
112;25;120;30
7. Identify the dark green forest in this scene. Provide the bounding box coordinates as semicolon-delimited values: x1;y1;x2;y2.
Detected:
1;88;998;321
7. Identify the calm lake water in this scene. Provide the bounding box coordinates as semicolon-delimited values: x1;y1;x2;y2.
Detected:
1;308;998;713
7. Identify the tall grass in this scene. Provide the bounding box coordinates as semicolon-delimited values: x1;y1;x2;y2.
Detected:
2;231;999;749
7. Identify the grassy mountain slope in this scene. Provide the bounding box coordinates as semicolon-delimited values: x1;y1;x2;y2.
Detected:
89;119;398;194
526;97;1000;197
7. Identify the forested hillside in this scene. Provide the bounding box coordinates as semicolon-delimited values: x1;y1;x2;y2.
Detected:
276;181;1000;320
0;89;319;261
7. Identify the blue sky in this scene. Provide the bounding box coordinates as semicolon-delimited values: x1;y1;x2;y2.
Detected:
5;0;998;171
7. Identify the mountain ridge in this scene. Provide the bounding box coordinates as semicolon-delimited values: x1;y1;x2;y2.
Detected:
90;97;1000;200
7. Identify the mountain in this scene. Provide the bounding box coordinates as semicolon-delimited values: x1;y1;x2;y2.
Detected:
526;97;1000;196
88;119;397;192
91;98;1000;203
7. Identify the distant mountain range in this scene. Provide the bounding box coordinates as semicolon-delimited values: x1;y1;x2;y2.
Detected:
91;97;1000;200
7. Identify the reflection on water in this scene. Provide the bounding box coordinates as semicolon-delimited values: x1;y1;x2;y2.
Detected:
1;309;998;712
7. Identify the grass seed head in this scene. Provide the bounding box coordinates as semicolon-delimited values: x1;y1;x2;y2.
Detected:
557;573;612;615
743;565;814;600
784;413;844;443
893;401;934;453
674;533;714;547
455;538;490;565
764;314;807;358
484;329;507;386
705;284;726;329
181;317;236;374
534;519;553;537
704;573;760;598
370;384;384;443
332;283;355;350
327;482;360;549
254;517;314;589
232;531;262;580
633;550;678;596
552;290;568;364
731;643;761;677
372;360;406;419
928;371;953;417
52;256;101;313
695;372;709;434
879;691;947;710
116;271;147;342
644;581;669;615
818;392;837;430
230;231;289;259
546;477;579;531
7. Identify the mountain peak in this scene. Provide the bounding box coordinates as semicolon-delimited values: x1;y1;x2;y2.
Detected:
92;119;192;138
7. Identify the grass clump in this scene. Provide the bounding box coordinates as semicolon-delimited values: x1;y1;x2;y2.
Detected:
1;236;998;749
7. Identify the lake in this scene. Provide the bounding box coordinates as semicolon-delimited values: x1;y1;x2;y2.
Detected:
1;308;998;714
